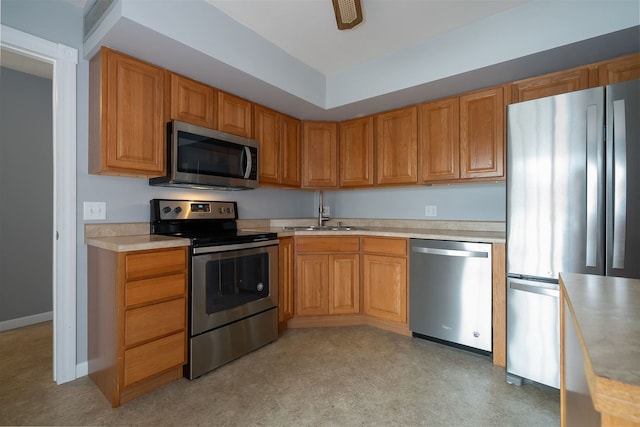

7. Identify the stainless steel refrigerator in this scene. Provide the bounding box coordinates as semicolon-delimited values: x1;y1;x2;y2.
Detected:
506;79;640;388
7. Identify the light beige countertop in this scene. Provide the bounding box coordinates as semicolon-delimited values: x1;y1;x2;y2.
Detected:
84;218;505;252
560;272;640;421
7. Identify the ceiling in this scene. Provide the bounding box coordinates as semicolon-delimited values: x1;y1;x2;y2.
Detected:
206;0;528;75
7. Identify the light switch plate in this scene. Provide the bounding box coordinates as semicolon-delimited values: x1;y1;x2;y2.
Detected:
424;205;437;217
322;206;330;216
84;202;106;220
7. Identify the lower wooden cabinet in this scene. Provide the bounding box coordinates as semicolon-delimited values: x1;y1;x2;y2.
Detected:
295;237;360;316
88;246;188;407
362;237;408;323
278;237;295;328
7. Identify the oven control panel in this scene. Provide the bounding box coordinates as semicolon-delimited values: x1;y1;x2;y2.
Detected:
152;199;237;220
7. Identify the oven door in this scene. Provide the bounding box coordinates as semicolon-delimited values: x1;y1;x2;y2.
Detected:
191;240;278;336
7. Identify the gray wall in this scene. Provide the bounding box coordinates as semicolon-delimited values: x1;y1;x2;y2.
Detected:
0;66;53;322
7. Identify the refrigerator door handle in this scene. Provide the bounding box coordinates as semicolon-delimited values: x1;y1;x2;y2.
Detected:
585;104;599;268
612;99;627;269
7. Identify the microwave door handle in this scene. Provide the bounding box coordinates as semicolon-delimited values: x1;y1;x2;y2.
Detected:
242;146;252;179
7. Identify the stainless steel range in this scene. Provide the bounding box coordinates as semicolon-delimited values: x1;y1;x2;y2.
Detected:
150;199;279;379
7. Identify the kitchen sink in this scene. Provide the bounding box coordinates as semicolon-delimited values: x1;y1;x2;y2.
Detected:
283;225;368;231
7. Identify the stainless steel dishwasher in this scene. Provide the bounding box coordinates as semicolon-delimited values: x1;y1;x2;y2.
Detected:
409;239;492;353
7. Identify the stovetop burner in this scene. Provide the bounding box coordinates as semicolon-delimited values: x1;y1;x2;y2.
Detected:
150;199;277;247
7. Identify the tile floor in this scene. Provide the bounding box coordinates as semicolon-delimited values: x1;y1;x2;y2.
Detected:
0;321;559;426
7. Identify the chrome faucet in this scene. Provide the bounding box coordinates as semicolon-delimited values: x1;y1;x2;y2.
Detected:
318;191;329;227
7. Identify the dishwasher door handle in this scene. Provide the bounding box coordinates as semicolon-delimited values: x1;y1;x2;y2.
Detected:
411;246;489;258
509;279;559;298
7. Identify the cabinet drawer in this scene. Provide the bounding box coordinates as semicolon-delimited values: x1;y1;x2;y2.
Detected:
125;248;186;280
296;237;360;253
125;298;185;346
363;237;407;256
125;273;186;307
123;331;185;387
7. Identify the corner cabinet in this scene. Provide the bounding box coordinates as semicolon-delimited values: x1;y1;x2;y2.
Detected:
302;122;338;188
89;47;166;177
88;246;188;407
362;237;408;324
375;106;418;185
339;116;375;188
295;237;360;316
459;86;505;180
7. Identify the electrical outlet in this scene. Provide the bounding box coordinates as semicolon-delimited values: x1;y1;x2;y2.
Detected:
424;205;437;217
322;206;331;216
84;202;107;220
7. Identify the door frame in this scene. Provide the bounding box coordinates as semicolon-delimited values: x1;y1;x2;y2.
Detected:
1;25;78;384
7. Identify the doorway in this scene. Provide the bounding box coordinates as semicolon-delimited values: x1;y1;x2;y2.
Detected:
0;25;78;384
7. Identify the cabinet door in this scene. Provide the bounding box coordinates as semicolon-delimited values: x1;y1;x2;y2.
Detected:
509;67;590;104
278;237;295;323
302;121;338;188
339;116;374;188
329;254;360;314
166;72;215;128
280;114;302;187
217;91;253;137
363;254;407;323
90;47;165;177
254;105;280;185
596;53;640;85
419;97;460;182
375;106;418;185
296;254;329;316
459;86;505;180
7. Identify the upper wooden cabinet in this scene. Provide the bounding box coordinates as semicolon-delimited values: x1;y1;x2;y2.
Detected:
509;67;590;104
254;106;302;187
418;97;460;182
165;72;215;128
89;47;165;177
375;106;418;185
596;53;640;86
217;90;253;138
302;121;338;188
339;116;374;188
280;115;303;187
459;86;505;180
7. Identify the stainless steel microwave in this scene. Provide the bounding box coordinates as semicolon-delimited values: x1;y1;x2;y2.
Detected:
149;120;258;190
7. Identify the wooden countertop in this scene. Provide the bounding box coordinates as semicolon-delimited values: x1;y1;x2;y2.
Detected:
560;272;640;423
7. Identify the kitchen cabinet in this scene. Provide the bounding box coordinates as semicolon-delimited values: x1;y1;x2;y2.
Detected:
217;90;253;138
295;237;360;316
89;46;165;177
418;96;460;182
595;53;640;86
278;237;295;330
509;67;590;104
165;72;215;128
88;246;188;407
375;106;418;185
339;116;374;188
254;105;302;187
459;86;505;180
362;237;408;324
302;121;338;188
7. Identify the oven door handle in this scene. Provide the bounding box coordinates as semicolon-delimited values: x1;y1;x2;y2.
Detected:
193;239;277;254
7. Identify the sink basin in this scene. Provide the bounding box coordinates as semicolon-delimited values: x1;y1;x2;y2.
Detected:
283;225;367;231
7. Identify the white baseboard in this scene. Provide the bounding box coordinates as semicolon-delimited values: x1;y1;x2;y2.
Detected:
76;361;88;378
0;311;53;332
